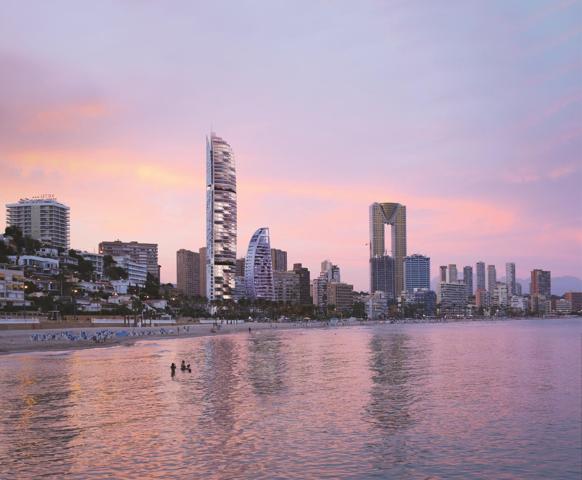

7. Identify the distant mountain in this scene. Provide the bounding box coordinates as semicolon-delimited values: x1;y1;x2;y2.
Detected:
536;276;582;296
430;276;582;296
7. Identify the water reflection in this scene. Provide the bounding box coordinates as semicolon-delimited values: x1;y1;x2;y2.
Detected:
197;337;241;431
0;321;580;479
366;332;423;432
247;333;287;396
0;356;79;477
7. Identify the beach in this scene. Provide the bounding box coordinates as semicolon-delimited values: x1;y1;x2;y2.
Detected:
0;320;359;355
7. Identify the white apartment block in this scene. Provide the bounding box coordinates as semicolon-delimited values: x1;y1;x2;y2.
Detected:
6;196;70;249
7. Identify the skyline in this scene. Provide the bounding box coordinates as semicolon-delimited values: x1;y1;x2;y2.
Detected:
1;1;581;290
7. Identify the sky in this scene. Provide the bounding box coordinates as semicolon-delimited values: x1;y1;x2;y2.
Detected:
0;0;581;290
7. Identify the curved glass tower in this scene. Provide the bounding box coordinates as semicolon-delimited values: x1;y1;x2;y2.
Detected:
206;133;237;301
244;227;274;300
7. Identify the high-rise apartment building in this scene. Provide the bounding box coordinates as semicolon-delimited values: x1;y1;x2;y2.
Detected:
476;262;486;291
271;249;288;272
6;195;70;250
369;202;406;296
321;259;333;275
293;263;312;304
531;269;551;296
439;282;468;316
176;249;200;297
440;265;447;282
448;264;458;283
99;240;160;279
404;254;430;292
206;133;237;301
327;282;354;312
273;271;300;304
564;292;582;313
235;257;246;277
312;274;328;307
321;260;341;283
492;282;509;308
370;255;395;300
199;247;207;298
463;266;473;296
505;262;516;295
487;265;497;293
244;228;274;300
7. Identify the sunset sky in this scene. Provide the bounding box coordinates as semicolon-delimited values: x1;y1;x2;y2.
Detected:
1;0;581;290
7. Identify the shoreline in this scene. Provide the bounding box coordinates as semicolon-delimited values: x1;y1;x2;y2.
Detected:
0;316;575;356
0;321;361;356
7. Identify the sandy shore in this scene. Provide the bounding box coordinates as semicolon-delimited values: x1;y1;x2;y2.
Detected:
0;321;359;355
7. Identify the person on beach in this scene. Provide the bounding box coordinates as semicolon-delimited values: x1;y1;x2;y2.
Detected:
170;363;176;376
248;327;252;333
187;363;191;372
181;360;186;371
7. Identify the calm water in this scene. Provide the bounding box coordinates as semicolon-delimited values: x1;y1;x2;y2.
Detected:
0;319;580;479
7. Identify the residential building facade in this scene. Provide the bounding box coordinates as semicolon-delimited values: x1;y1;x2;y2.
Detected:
99;240;160;279
404;254;430;292
206;133;237;301
271;249;288;272
6;195;70;249
176;249;200;297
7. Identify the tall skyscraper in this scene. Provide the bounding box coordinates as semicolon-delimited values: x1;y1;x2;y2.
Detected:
404;254;430;292
506;262;516;295
531;269;551;296
244;228;274;300
6;195;70;250
476;262;486;291
463;266;473;296
271;249;287;272
487;265;497;293
370;255;395;300
448;264;458;283
99;240;160;279
440;265;447;282
176;249;200;296
369;202;406;295
199;247;207;298
293;263;312;304
206;133;237;301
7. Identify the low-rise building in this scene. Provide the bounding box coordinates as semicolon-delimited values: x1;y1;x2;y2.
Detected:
110;279;130;295
77;281;101;293
0;267;26;307
15;255;60;275
365;291;389;319
36;247;59;258
401;288;436;317
554;298;572;315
